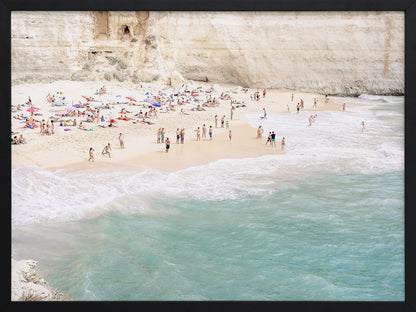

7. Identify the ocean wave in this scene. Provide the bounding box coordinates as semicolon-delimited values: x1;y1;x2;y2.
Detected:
12;96;404;227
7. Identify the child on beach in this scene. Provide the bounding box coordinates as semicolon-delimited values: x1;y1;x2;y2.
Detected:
281;137;285;150
88;147;94;162
18;134;26;144
215;115;218;128
225;120;229;128
176;128;180;144
229;130;232;141
263;108;267;119
161;128;165;143
102;143;112;158
209;126;213;140
165;137;170;152
157;128;161;143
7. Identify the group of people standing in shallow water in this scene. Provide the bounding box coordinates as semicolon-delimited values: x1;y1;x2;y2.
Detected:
256;125;285;150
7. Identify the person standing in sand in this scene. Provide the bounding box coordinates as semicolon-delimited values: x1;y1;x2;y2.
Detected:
102;143;112;158
263;108;267;119
221;115;225;128
157;128;161;143
361;121;366;132
230;107;234;120
313;98;317;110
165;137;170;152
209;126;213;140
215;115;218;128
180;128;185;144
266;132;271;145
229;130;232;141
257;126;263;139
161;128;165;143
291;93;294;102
119;133;124;149
88;147;95;162
342;103;346;111
195;127;201;141
297;103;300;114
176;128;180;144
263;89;266;98
281;137;285;150
271;131;276;147
202;124;207;139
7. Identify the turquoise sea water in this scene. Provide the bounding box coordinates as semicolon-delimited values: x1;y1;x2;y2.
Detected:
12;95;404;300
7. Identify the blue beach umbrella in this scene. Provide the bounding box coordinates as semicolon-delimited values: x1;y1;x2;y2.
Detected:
116;95;122;98
152;103;161;107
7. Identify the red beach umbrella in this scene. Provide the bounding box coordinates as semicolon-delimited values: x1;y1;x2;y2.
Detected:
126;97;137;102
81;95;92;101
27;108;39;112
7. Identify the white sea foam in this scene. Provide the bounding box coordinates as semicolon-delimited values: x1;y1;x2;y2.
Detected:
12;97;404;227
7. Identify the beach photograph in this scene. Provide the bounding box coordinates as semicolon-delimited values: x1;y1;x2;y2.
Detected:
10;11;404;301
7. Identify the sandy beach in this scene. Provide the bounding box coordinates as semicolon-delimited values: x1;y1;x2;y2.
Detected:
11;80;340;173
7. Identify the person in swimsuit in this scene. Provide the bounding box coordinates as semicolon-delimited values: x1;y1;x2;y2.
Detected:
157;128;161;143
263;108;267;120
265;132;271;145
102;143;112;158
119;133;124;149
161;128;165;143
228;130;232;141
221;115;225;128
361;121;365;132
215;115;218;128
176;128;180;144
209;126;213;140
88;147;94;162
196;127;201;141
281;137;285;150
202;124;207;139
165;137;170;152
271;131;276;147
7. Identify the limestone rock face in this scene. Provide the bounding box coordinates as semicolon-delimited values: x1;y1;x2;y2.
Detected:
11;11;404;95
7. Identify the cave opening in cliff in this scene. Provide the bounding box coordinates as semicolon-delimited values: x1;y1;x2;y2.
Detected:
124;26;130;34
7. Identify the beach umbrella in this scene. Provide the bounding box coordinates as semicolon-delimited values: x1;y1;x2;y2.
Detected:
27;107;39;112
145;92;153;95
126;97;137;102
152;103;161;107
144;98;154;103
66;107;75;111
81;95;92;101
73;104;84;108
116;95;122;98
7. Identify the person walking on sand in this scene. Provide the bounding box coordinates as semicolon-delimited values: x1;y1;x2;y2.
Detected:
313;98;317;110
263;108;267;119
263;89;266;98
102;143;112;158
229;130;232;141
157;128;161;144
165;137;170;152
230;107;234;120
209;125;213;141
88;147;95;162
281;137;285;150
297;103;300;114
119;133;124;149
271;131;276;147
176;128;180;144
342;103;346;111
180;128;185;144
291;93;294;102
221;115;225;128
361;121;365;132
215;115;218;128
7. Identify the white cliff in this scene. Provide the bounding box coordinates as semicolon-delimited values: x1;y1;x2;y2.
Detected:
11;11;404;95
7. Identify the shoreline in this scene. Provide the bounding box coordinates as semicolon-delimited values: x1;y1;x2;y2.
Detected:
11;80;341;174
